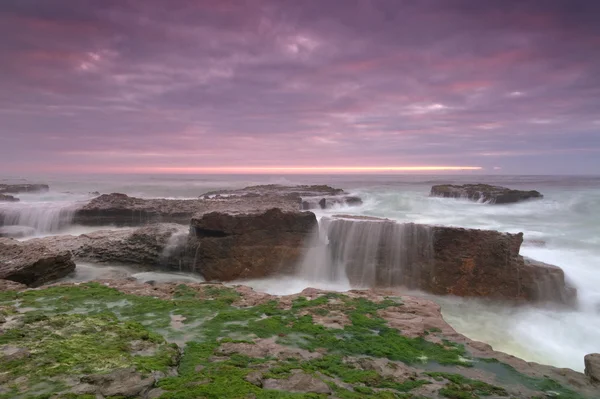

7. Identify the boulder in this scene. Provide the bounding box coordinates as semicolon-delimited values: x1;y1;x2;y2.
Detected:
430;184;543;204
0;238;75;287
188;208;317;281
0;226;36;238
584;353;600;383
322;216;574;303
0;184;49;194
0;194;18;202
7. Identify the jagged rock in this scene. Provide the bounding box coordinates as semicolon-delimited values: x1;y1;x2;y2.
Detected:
0;184;49;194
0;238;75;287
0;226;36;238
324;217;574;303
0;194;18;202
430;183;543;204
584;353;600;383
188;208;317;281
262;370;331;394
301;195;363;210
80;367;155;397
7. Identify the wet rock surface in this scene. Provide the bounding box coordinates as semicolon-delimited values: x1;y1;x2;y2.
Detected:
431;183;543;204
584;353;600;383
0;281;595;398
0;238;75;287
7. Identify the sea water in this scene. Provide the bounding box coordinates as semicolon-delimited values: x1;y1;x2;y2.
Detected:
1;173;599;371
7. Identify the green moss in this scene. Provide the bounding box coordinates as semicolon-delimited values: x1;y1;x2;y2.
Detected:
426;372;507;398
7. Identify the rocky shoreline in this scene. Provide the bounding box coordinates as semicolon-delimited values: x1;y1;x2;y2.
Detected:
0;280;598;398
0;182;598;398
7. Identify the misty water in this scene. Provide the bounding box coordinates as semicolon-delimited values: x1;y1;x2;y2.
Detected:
1;173;599;372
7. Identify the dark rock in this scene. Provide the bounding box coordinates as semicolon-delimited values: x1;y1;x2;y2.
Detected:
0;184;49;194
430;184;543;204
262;370;331;394
80;367;155;397
0;238;75;287
584;353;600;383
0;226;36;238
0;194;19;202
188;208;317;281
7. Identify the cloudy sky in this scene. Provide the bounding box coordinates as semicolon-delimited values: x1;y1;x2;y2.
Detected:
1;0;599;174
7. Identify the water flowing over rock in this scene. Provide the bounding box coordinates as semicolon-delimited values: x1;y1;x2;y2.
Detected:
0;238;75;287
430;183;543;204
0;201;79;233
0;226;36;238
187;208;318;281
302;216;574;303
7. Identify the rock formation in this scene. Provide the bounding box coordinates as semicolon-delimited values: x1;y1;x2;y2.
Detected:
430;184;543;204
320;216;575;304
187;208;318;280
0;238;75;287
584;353;600;383
0;183;49;194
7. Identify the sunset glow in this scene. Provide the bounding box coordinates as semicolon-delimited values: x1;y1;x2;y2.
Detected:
121;166;483;174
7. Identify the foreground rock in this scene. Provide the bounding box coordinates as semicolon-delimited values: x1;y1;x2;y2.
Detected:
585;353;600;383
0;281;596;398
0;238;75;286
323;216;575;303
188;208;317;280
431;183;543;204
0;194;18;202
0;183;49;194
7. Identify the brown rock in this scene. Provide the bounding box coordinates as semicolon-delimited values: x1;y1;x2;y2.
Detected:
262;370;331;394
0;279;27;291
0;238;75;287
584;353;600;383
188;208;317;281
80;367;155;397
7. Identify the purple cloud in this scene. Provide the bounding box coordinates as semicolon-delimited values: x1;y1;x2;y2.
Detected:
0;0;599;174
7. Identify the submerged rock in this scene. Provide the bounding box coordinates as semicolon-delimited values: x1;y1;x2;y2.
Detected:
0;226;36;238
430;183;543;204
0;194;18;202
0;238;75;287
0;183;49;194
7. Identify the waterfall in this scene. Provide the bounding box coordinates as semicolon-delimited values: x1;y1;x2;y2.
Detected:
0;201;80;233
159;228;190;270
299;217;433;288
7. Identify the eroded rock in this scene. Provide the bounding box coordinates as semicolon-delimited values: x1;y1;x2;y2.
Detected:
584;353;600;383
262;370;331;394
431;183;543;204
0;238;75;287
80;367;155;397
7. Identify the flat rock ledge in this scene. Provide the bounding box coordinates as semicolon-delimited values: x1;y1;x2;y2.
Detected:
431;184;543;204
0;281;596;398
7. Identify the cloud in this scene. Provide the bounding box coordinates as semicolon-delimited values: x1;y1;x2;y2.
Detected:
0;0;599;174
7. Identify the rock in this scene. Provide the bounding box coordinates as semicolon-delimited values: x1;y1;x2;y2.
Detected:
430;183;543;204
0;238;75;287
323;217;574;303
0;226;36;238
245;370;263;387
200;184;345;199
262;370;331;394
80;367;155;397
0;184;49;194
0;279;27;291
188;208;317;281
301;195;363;210
146;387;167;398
584;353;600;383
0;194;19;202
0;346;30;362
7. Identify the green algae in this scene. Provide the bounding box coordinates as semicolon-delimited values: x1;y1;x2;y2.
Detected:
426;372;507;398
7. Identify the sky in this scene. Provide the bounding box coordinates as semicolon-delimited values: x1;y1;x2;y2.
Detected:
1;0;599;175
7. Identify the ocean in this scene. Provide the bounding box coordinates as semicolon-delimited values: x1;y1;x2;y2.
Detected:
1;173;599;372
